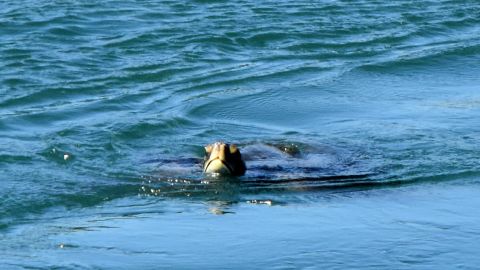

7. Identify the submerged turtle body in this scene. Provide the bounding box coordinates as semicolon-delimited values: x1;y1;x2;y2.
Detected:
201;141;362;178
151;141;372;182
141;141;376;201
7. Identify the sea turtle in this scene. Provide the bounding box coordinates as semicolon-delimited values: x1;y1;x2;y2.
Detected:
140;141;378;214
149;141;373;183
140;140;378;204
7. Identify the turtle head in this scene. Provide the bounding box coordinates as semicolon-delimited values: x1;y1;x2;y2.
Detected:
203;142;246;176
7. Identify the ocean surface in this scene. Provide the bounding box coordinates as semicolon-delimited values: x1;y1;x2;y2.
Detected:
1;0;480;269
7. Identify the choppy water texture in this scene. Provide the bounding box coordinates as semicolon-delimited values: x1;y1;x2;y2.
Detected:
1;0;480;269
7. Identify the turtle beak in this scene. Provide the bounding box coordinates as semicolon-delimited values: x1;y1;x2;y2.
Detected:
204;159;231;174
204;143;233;175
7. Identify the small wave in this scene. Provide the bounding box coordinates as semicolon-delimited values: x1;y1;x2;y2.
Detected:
0;154;34;164
46;26;87;37
23;14;87;28
102;32;163;48
359;41;480;71
113;117;195;140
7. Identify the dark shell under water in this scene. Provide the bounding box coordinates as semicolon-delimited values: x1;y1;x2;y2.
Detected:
143;142;381;197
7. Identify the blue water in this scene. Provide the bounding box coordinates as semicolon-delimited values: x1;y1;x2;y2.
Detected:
1;0;480;269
